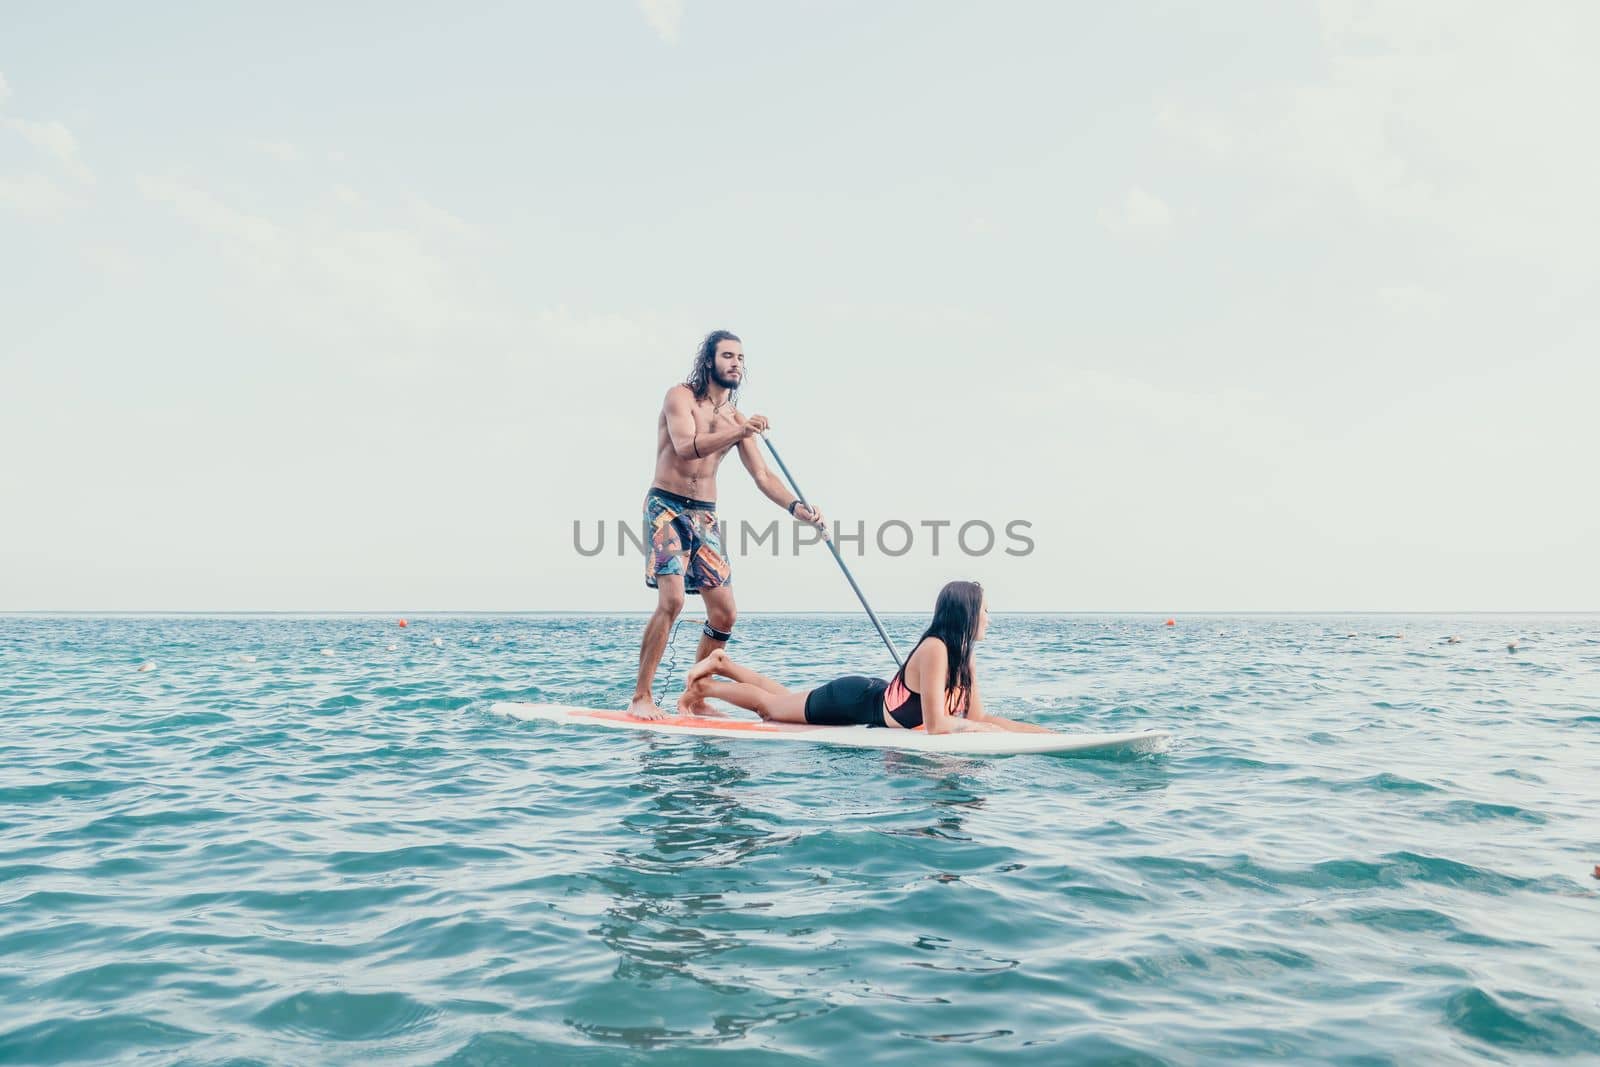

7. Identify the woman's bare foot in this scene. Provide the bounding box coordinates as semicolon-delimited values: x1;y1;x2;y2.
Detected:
684;648;727;688
677;678;717;717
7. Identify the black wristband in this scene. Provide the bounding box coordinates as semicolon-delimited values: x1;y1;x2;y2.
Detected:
787;499;801;516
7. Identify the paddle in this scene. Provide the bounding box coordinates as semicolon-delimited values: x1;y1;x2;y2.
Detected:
761;433;904;667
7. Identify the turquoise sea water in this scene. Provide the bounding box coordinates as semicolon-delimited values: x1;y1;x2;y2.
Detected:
1;613;1597;1065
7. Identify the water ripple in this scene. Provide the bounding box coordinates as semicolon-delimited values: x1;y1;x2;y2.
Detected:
1;612;1597;1063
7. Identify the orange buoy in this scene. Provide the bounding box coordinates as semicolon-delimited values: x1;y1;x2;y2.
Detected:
1165;618;1176;627
1593;864;1599;880
398;618;409;628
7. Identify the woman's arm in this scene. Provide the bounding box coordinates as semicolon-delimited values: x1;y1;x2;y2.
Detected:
917;644;959;735
964;677;1052;733
976;715;1054;734
918;645;996;734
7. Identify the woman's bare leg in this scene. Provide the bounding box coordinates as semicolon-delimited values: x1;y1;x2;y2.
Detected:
678;674;811;722
685;649;788;695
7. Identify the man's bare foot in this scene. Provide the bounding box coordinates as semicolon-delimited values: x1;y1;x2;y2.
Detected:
625;694;669;720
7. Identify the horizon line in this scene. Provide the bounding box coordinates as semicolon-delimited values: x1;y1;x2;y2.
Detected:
3;609;1596;617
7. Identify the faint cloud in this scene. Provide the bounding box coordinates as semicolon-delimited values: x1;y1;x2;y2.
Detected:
1317;0;1457;54
1250;190;1322;231
638;0;684;44
137;175;281;247
1009;367;1303;471
4;117;93;183
247;138;303;163
1100;186;1172;234
1156;101;1233;156
1158;3;1600;264
404;192;482;241
136;172;500;342
1377;283;1446;317
0;73;94;197
83;244;144;279
305;229;463;332
0;172;74;219
534;306;657;350
815;299;994;334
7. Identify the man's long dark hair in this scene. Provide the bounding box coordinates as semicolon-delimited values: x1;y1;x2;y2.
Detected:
685;329;742;402
912;580;984;714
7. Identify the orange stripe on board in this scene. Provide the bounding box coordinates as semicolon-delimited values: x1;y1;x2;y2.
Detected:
571;709;796;732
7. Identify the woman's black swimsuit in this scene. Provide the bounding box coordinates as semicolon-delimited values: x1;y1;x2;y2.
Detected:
803;675;888;727
802;636;947;729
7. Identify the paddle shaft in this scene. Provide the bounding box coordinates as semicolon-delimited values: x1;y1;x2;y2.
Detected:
762;434;904;668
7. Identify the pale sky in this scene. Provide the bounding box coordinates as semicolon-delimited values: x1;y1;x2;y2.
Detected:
3;2;1597;612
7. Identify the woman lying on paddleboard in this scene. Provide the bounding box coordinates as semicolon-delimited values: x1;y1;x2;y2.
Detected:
678;580;1051;734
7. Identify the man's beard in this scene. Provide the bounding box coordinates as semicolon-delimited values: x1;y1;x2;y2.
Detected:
711;367;741;391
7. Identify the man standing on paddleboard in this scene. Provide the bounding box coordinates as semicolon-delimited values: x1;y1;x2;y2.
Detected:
626;330;825;719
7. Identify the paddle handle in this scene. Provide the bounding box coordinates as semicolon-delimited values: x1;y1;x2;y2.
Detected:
762;434;904;668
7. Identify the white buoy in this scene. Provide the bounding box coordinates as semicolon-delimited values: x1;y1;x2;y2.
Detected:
470;636;481;645
431;637;443;648
136;661;156;673
386;643;398;652
240;654;258;663
1445;636;1461;645
321;648;336;657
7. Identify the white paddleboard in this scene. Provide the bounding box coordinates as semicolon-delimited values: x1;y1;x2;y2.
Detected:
491;702;1171;758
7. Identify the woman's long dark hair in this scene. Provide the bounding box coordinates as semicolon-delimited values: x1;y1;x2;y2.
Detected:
911;580;983;715
685;329;742;402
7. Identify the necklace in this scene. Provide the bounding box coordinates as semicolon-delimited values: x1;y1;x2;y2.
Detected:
690;396;729;497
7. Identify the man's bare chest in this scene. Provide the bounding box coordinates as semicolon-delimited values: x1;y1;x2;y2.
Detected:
689;401;738;433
